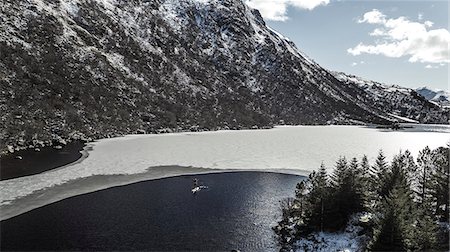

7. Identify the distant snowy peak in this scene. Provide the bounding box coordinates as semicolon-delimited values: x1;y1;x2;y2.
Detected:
331;71;448;124
333;72;449;108
416;87;450;105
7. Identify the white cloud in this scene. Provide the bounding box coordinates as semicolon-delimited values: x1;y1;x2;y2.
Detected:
425;64;439;69
245;0;330;21
351;61;365;67
348;9;450;64
358;9;386;24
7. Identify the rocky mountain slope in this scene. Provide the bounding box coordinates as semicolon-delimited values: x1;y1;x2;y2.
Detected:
333;72;449;124
0;0;447;153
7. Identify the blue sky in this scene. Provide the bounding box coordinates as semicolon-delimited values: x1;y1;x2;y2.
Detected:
246;0;449;91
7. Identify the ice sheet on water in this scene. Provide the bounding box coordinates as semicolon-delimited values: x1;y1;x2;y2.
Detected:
0;126;448;206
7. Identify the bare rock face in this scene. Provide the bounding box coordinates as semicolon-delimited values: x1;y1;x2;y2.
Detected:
0;0;447;151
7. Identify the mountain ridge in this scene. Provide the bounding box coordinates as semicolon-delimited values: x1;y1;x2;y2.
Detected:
0;0;448;154
415;86;450;108
332;71;448;124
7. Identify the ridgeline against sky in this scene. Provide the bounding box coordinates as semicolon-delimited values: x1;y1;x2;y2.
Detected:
248;0;449;91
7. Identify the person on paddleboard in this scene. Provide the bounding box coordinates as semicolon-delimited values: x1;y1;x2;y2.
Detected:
193;178;199;188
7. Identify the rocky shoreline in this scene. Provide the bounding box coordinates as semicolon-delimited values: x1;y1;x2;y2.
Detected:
1;124;270;156
1;120;369;157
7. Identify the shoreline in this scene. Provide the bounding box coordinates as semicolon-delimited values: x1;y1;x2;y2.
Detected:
4;121;449;157
0;167;307;221
0;140;87;181
39;142;93;175
1;124;448;220
2;123;449;160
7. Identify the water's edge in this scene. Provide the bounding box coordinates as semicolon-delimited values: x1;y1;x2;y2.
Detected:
0;141;87;181
0;167;307;221
2;124;447;221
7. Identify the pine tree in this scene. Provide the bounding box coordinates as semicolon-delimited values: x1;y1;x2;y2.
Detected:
370;150;389;201
318;162;328;185
371;150;388;176
294;180;307;219
350;156;367;206
370;151;415;251
308;163;328;196
370;186;412;251
403;150;417;178
370;151;441;251
360;155;370;179
275;197;299;246
430;147;449;222
305;163;329;232
349;157;362;198
406;208;438;251
417;147;435;208
378;152;411;200
332;156;348;188
350;157;359;170
349;157;360;186
329;156;365;229
359;155;371;206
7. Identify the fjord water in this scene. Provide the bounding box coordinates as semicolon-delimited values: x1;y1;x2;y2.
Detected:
1;172;304;251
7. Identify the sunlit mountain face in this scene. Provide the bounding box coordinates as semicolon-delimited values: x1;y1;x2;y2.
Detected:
1;0;447;153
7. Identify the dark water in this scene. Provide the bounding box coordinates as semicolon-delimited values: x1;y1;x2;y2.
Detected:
1;172;304;251
0;141;85;180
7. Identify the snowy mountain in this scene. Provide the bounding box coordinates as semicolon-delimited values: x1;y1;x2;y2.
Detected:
0;0;447;152
333;72;448;124
416;87;450;108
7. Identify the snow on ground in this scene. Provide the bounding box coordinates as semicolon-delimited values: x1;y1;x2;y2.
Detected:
295;232;362;252
387;113;419;123
0;126;449;213
294;213;370;252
